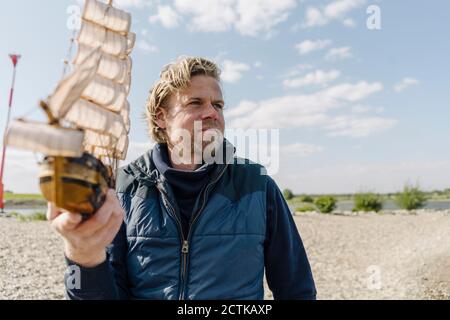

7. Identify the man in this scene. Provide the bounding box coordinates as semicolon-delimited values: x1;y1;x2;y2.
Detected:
48;57;316;300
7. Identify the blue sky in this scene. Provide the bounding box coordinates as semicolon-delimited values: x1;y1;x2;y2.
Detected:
1;0;449;194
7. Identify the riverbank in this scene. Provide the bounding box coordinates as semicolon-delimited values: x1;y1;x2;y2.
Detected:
3;199;46;209
1;210;449;300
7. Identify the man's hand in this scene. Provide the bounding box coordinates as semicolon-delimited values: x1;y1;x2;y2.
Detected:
47;189;124;268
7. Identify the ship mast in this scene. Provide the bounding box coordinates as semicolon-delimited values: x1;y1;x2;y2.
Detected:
61;31;77;80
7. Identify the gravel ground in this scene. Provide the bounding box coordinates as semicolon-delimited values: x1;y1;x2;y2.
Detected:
0;216;66;299
1;210;449;300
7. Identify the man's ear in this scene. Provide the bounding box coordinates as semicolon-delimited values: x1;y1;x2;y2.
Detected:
155;108;166;130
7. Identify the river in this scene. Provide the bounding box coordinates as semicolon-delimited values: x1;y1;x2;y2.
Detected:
3;200;450;217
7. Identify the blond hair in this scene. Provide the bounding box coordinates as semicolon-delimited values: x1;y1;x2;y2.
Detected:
145;56;221;143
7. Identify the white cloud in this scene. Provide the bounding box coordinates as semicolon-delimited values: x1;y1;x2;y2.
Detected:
226;81;386;133
324;115;397;137
76;0;153;9
281;64;314;79
221;60;251;83
149;5;181;29
113;0;153;8
234;0;297;36
283;69;340;88
304;7;328;27
342;18;356;27
2;150;41;194
168;0;297;36
137;40;159;53
326;46;352;60
323;81;382;102
352;105;371;114
281;143;324;157
174;0;238;33
304;0;365;28
394;77;420;92
295;39;332;55
121;141;155;166
225;100;258;118
352;105;384;114
324;0;364;19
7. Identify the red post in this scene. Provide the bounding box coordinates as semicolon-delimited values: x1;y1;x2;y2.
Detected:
0;54;21;213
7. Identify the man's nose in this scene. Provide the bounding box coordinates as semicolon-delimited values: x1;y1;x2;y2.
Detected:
202;102;220;120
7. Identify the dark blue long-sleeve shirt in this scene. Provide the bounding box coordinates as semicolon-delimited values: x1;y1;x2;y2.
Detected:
65;148;316;300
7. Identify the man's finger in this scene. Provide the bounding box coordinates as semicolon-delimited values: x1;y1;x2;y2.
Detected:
91;208;124;247
51;211;83;234
46;202;62;221
76;190;118;236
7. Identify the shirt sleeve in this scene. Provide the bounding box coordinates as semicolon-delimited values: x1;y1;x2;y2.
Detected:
65;193;131;300
264;176;317;300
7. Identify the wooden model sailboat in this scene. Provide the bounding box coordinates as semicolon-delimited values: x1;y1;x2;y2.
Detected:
5;0;135;217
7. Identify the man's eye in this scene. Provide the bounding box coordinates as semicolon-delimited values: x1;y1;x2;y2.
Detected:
214;104;225;110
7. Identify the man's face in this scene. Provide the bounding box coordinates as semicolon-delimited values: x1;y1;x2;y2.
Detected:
157;75;226;161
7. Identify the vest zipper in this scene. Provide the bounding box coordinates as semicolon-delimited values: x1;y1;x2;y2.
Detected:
179;240;189;300
157;162;229;300
157;188;188;300
178;163;228;300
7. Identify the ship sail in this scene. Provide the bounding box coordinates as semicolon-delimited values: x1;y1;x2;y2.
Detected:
6;0;135;162
73;0;135;161
6;120;85;158
73;44;132;84
82;0;132;33
48;48;101;119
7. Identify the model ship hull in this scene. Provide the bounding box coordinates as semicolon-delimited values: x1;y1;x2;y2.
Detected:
39;153;113;216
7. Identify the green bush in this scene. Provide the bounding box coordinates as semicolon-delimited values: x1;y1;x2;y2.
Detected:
395;183;428;210
299;195;314;203
283;189;294;200
8;212;20;218
3;193;44;200
314;196;337;213
353;193;384;212
15;212;47;222
295;204;317;212
444;188;450;198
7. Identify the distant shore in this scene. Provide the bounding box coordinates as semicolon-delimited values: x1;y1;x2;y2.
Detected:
3;196;46;209
4;192;450;211
5;199;450;212
4;201;46;209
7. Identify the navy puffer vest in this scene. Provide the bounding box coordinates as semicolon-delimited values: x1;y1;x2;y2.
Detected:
115;146;268;299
